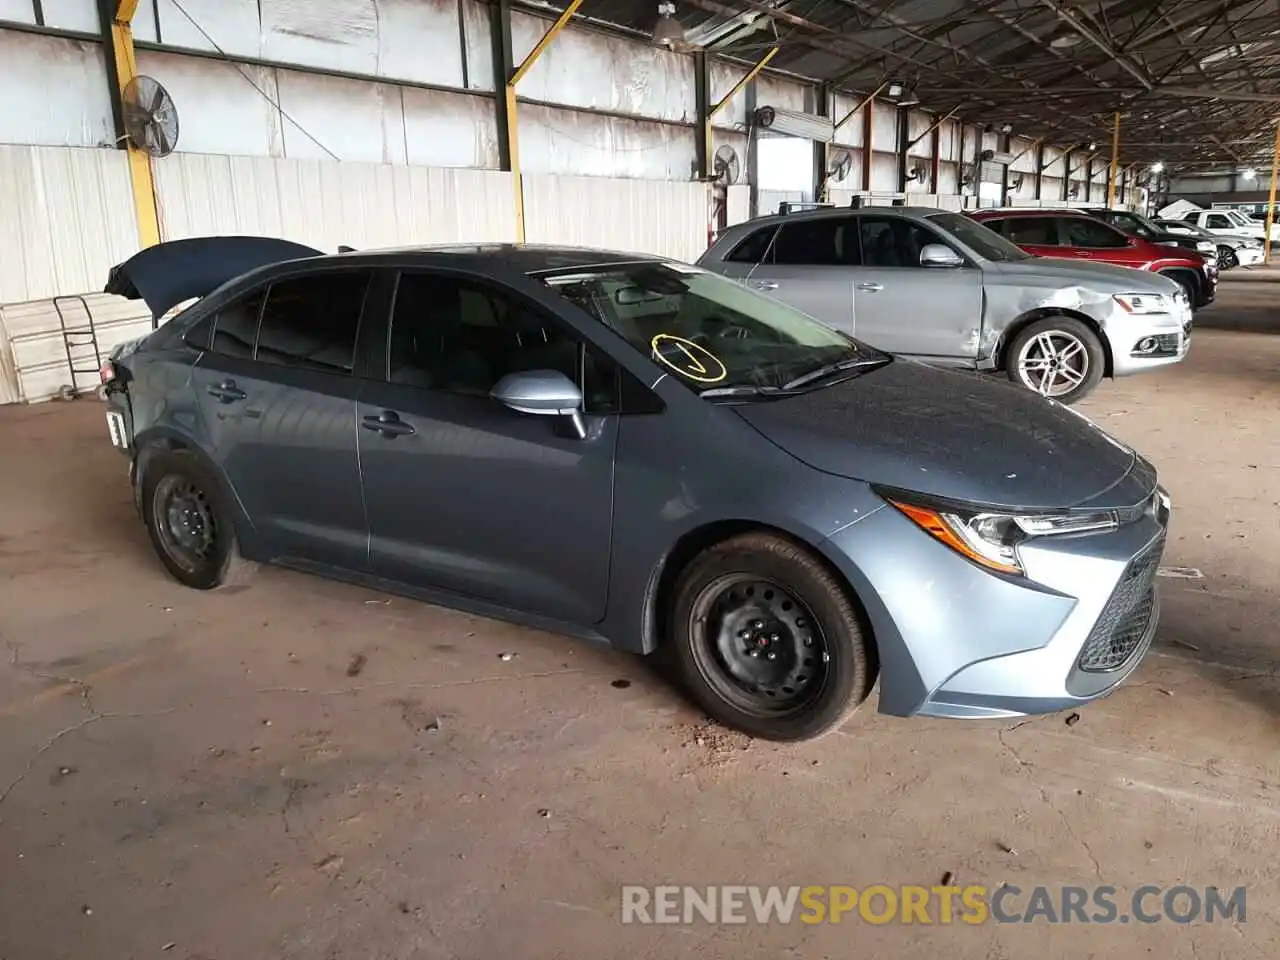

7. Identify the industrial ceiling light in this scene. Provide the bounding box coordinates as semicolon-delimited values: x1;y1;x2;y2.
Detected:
999;122;1014;134
1242;167;1258;180
1087;141;1097;151
1049;32;1082;48
652;1;687;50
1151;161;1165;173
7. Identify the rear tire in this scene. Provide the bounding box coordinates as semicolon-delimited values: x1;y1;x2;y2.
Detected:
667;533;875;742
1004;316;1105;405
140;449;258;590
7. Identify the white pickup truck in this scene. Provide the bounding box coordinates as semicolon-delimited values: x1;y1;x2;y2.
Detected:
1159;199;1280;243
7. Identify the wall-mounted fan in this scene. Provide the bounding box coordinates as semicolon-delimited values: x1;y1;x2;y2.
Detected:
905;164;926;182
122;75;180;158
827;150;853;183
713;144;741;184
1009;174;1025;190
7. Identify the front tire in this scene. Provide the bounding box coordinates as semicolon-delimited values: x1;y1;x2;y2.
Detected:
667;533;875;742
140;449;257;590
1219;246;1238;270
1005;316;1104;405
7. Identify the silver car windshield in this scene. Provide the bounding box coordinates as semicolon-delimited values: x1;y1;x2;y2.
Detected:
541;263;887;396
927;213;1031;262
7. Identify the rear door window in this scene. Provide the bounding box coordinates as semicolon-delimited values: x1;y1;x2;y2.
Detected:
207;290;265;359
1061;217;1128;248
1002;217;1060;247
771;218;860;266
1206;214;1233;230
254;271;372;374
726;227;778;264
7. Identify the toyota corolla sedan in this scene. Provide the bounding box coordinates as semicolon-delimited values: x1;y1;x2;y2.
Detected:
99;237;1170;741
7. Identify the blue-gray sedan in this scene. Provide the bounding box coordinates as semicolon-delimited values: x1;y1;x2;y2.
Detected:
100;238;1170;741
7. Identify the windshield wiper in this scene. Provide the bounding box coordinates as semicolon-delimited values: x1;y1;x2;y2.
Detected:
699;384;786;399
781;357;887;391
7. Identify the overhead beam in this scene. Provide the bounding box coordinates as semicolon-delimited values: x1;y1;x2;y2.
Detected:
100;0;160;249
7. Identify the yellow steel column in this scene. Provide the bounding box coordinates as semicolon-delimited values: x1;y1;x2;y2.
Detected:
110;0;161;248
506;0;584;242
1265;122;1280;264
704;47;777;198
1106;111;1120;208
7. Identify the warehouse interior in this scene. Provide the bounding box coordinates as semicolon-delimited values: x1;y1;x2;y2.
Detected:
2;0;1280;957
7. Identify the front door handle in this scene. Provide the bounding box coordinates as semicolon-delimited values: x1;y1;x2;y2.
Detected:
752;280;779;291
207;379;246;403
855;282;884;293
361;411;416;438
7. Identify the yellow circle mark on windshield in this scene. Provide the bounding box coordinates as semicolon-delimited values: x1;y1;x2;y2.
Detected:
650;334;728;384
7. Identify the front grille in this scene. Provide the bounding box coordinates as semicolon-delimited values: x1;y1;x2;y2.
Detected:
1077;537;1164;672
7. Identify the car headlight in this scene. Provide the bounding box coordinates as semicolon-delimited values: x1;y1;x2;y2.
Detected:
883;493;1119;577
1114;292;1172;314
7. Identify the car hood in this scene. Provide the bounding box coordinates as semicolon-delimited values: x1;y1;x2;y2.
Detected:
987;256;1180;293
733;361;1150;511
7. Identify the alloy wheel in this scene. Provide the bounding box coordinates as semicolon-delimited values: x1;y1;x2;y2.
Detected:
1016;330;1090;398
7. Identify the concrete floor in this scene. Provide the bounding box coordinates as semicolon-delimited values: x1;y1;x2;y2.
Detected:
2;282;1278;959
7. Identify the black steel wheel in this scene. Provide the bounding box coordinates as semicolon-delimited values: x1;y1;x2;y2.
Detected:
688;575;830;718
668;533;875;741
140;448;257;590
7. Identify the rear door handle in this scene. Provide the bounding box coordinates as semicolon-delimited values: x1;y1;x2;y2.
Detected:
855;282;884;292
361;411;416;438
752;280;779;291
207;379;246;403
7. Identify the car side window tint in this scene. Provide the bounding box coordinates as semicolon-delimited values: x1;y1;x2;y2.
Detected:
726;227;777;264
388;272;619;414
208;290;265;359
772;219;859;266
858;217;946;267
253;272;370;374
1061;217;1128;248
1206;214;1232;229
1002;217;1059;246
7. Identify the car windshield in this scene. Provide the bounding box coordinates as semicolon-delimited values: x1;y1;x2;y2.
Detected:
1225;210;1254;226
1116;212;1161;237
1159;220;1209;237
539;262;888;397
929;213;1031;262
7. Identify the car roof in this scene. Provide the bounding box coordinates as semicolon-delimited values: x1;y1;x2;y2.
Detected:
969;208;1093;218
322;243;665;274
728;205;957;229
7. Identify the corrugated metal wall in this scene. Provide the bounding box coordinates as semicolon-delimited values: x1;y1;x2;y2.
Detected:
522;175;708;262
153;152;517;249
0;144;140;305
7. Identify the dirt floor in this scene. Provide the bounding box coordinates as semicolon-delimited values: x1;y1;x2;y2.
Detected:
1;280;1278;959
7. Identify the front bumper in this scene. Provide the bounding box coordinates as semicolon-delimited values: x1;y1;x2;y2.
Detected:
821;482;1170;720
1104;299;1193;377
1236;246;1266;267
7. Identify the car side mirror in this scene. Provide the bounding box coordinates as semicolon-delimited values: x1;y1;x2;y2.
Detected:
490;369;587;439
919;243;964;268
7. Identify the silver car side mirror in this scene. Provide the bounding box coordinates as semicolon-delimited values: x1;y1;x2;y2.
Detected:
490;369;587;439
919;243;965;268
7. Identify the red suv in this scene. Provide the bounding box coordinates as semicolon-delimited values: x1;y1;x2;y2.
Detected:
968;209;1216;309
